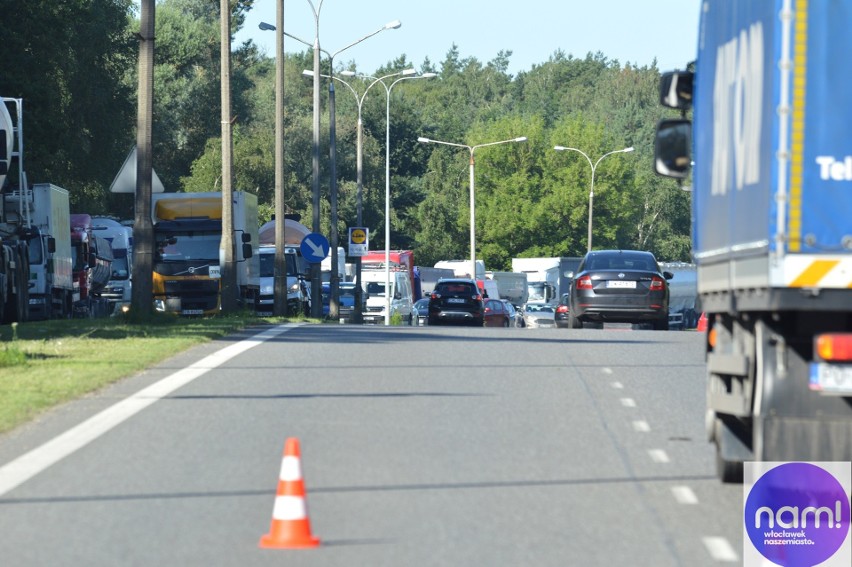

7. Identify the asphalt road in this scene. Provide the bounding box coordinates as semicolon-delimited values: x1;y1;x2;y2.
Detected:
0;324;743;566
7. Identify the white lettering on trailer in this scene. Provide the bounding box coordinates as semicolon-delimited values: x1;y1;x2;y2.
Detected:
711;22;764;196
816;156;852;181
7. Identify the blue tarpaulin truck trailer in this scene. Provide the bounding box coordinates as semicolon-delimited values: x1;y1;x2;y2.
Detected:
655;0;852;482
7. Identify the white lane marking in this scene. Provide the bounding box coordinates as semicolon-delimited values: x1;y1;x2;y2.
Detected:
632;420;651;432
702;536;738;562
0;324;300;497
648;449;670;463
611;381;624;389
620;397;636;407
671;485;698;504
602;368;613;375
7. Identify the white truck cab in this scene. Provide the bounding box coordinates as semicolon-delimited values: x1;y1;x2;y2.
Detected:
360;269;414;324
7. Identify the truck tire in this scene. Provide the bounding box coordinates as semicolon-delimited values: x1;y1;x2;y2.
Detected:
712;416;745;483
715;438;744;484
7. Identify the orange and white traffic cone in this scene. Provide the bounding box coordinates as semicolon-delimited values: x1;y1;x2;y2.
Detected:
259;437;320;549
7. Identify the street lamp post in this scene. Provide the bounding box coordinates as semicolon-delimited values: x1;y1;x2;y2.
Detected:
308;69;416;324
373;71;436;325
418;136;528;280
553;145;635;252
263;16;401;320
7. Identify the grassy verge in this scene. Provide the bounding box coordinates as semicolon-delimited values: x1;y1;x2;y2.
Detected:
0;312;310;435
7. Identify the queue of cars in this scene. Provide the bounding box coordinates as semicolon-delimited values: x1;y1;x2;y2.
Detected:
341;249;677;331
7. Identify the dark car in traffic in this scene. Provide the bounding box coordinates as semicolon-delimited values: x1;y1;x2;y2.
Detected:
555;293;571;328
567;250;672;330
428;279;484;326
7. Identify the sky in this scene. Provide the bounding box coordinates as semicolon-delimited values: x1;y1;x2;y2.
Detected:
233;0;701;76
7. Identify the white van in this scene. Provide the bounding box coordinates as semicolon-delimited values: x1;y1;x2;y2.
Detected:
360;269;414;324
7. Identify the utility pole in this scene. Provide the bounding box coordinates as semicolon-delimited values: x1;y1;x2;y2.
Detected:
219;0;237;312
132;0;155;319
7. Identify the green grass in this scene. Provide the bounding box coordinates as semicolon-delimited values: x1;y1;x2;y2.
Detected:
0;311;313;435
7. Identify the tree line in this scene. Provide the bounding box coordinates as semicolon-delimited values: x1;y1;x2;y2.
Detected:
0;0;690;271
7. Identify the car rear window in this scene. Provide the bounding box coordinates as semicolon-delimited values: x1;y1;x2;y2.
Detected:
437;283;476;295
587;254;657;271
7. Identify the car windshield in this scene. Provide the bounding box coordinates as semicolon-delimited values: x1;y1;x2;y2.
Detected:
526;304;553;313
366;282;387;296
155;232;220;262
259;252;298;278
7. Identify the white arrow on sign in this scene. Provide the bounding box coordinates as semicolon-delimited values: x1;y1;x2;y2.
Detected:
305;236;325;257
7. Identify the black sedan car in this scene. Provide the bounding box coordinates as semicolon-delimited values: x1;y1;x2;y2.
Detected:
567;250;672;330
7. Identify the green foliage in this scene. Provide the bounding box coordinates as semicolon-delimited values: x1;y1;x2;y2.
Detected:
1;2;692;265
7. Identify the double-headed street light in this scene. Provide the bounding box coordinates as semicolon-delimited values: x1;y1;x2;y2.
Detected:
374;71;436;325
553;145;634;252
418;136;528;281
261;14;401;319
305;69;420;323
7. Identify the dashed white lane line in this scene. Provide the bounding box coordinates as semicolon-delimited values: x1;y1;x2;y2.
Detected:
648;449;670;463
671;485;699;505
0;324;300;497
620;397;636;407
702;536;738;562
611;381;624;389
632;420;651;432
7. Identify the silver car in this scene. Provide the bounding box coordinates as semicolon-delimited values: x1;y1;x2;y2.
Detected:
522;301;556;328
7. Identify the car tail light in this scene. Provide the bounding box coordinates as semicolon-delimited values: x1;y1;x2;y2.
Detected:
556;305;569;314
473;294;483;301
576;276;593;290
815;334;852;362
649;276;665;290
431;292;440;299
484;307;492;313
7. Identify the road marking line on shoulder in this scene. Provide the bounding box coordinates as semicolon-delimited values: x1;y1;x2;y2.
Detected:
602;368;614;375
671;485;698;504
702;536;738;562
648;449;670;463
0;324;300;497
611;381;624;389
620;397;636;407
632;420;651;432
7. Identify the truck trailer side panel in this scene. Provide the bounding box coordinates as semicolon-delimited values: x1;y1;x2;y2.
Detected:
681;0;852;481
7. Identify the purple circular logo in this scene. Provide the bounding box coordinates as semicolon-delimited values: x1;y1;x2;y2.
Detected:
745;463;850;566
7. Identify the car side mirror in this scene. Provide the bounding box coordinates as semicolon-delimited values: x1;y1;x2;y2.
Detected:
663;271;674;280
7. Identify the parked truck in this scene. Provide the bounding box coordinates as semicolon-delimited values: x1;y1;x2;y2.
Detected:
92;217;133;314
257;245;310;316
511;257;581;304
655;0;852;481
488;271;529;307
70;214;114;318
0;98;76;323
151;191;259;315
414;266;455;299
256;217;311;316
24;184;74;320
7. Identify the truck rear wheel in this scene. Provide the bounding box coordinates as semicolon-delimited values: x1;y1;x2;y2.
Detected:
715;439;744;483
